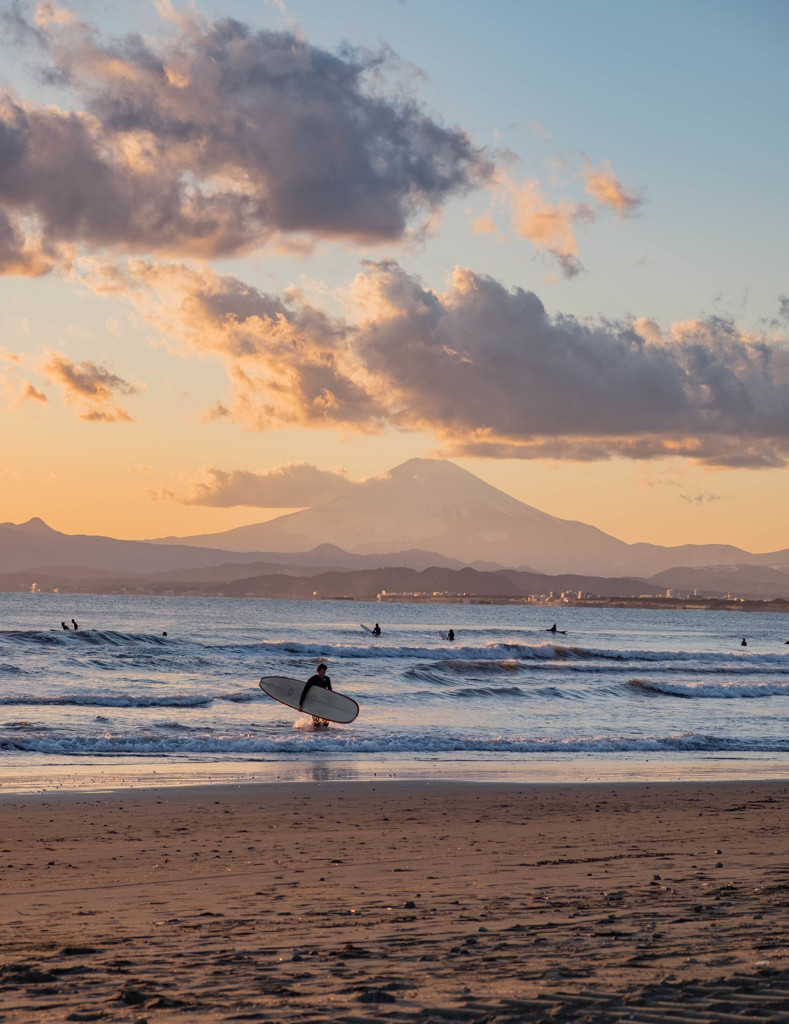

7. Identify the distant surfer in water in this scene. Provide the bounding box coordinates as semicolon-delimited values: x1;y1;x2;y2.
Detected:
300;663;332;729
71;619;79;630
447;628;455;641
546;624;567;634
741;638;747;646
61;621;69;630
372;623;381;636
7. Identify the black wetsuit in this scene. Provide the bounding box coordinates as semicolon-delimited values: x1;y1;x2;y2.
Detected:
299;672;332;708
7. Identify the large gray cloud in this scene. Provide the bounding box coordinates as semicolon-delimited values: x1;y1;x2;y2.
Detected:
353;263;789;466
88;257;789;467
0;6;492;262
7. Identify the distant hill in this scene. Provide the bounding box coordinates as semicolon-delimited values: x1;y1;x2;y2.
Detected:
649;563;789;600
0;518;497;577
215;565;662;601
0;518;272;574
0;562;661;602
4;556;789;602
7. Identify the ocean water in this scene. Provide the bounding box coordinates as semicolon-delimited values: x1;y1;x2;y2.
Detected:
1;592;788;791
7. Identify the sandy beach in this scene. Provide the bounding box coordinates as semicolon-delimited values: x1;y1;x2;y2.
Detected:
3;779;789;1022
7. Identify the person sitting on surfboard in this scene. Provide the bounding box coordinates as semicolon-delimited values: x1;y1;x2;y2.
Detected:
303;663;332;729
372;623;381;636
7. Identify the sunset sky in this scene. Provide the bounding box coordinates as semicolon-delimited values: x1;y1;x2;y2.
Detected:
1;0;788;552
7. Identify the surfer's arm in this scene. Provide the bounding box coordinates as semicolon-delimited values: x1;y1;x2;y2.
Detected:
298;679;315;710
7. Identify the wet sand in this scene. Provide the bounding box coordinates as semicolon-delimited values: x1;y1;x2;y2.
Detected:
2;779;789;1022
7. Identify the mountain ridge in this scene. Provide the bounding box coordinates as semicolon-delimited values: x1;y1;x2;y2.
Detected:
3;459;788;585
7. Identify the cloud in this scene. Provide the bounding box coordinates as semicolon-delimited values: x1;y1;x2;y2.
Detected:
444;436;789;468
480;157;643;274
353;265;789;467
81;256;789;467
680;492;722;505
494;173;593;277
39;350;140;420
0;7;644;278
0;208;57;275
0;6;492;268
22;379;46;402
0;347;47;407
583;159;643;218
79;257;387;429
152;463;358;507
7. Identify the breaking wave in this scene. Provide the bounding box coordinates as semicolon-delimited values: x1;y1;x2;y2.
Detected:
629;678;789;699
3;727;789;757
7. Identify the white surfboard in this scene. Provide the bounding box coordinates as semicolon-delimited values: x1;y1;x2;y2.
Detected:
438;631;447;640
360;624;381;636
259;675;359;724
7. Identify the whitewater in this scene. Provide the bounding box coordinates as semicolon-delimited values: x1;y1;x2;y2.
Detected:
1;592;788;791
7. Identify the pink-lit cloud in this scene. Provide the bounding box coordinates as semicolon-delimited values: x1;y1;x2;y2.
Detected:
39;350;139;421
0;7;652;279
153;463;358;507
583;158;643;218
1;348;48;407
0;6;491;268
85;256;385;430
80;257;789;467
0;208;57;275
22;380;47;403
495;174;593;277
482;156;643;275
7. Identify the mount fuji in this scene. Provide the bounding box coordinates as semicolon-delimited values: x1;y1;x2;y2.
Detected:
152;458;789;577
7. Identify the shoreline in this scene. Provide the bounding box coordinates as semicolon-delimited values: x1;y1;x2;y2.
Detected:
2;751;789;795
4;777;789;1022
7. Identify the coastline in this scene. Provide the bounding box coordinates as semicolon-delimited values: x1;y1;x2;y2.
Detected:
3;751;789;796
4;777;789;1022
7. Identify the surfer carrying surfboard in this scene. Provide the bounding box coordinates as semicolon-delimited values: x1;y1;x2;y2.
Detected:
300;664;332;729
260;671;358;726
